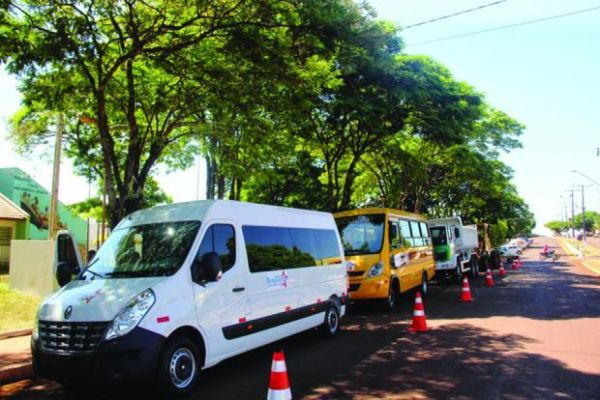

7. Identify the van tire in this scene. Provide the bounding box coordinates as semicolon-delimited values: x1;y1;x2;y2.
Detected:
157;336;201;397
385;280;399;311
320;303;340;337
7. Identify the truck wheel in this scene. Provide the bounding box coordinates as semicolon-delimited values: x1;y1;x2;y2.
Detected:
385;280;399;311
455;259;463;284
470;256;479;278
420;273;428;296
158;336;201;397
320;303;340;337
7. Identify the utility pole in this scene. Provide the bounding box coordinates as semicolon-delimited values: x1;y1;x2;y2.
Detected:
581;184;586;242
48;113;64;240
570;189;575;239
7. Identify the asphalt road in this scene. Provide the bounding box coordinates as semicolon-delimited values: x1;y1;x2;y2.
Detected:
2;237;600;399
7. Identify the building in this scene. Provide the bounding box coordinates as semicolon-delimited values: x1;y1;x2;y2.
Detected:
0;168;88;273
0;192;30;273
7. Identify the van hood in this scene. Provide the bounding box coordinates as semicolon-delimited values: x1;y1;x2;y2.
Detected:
37;277;165;322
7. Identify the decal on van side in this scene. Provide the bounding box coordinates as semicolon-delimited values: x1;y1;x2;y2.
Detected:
266;271;289;290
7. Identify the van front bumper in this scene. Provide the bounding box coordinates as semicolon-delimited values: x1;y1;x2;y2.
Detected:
31;326;165;385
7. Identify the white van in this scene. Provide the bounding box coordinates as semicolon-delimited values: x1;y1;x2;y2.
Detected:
32;200;347;396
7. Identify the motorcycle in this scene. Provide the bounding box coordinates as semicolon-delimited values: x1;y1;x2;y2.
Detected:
539;250;558;262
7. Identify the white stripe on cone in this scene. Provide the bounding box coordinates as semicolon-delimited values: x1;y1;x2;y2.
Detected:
267;388;292;400
413;310;425;316
462;287;470;292
415;297;423;304
271;360;287;373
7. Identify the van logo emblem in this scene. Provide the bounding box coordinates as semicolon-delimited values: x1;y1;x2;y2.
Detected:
266;271;289;290
64;306;73;320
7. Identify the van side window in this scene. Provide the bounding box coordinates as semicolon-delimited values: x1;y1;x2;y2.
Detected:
196;224;236;273
242;226;341;272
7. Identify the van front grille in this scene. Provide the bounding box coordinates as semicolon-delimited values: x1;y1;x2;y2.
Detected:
38;320;109;353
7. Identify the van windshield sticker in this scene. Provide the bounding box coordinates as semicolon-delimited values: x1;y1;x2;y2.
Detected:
266;271;289;290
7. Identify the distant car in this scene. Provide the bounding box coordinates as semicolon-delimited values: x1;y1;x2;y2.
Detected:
498;244;522;260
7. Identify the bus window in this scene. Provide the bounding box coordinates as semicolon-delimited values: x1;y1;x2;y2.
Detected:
399;220;413;248
410;221;423;246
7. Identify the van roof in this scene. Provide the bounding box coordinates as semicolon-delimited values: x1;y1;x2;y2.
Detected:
333;207;425;221
115;200;336;230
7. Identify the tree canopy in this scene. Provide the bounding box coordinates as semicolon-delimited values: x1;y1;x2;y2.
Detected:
1;0;534;244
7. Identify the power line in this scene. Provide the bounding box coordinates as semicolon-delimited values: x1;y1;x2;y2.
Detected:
407;5;600;47
404;0;508;30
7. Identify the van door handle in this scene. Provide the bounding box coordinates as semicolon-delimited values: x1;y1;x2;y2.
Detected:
232;286;245;293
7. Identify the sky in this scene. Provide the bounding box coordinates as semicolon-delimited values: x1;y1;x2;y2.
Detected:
1;0;599;235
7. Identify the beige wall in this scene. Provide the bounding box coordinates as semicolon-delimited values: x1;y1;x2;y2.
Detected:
9;240;57;297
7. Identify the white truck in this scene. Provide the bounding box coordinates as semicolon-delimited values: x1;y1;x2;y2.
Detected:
428;217;479;283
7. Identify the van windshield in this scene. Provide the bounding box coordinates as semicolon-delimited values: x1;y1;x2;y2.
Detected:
335;214;385;255
430;227;447;246
82;221;201;279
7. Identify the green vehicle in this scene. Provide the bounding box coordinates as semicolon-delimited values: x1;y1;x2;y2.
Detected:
428;217;479;283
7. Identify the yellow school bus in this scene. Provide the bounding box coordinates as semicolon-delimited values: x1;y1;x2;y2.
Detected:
334;208;435;310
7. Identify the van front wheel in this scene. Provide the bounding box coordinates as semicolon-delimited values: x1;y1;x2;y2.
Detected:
158;336;201;397
320;304;340;337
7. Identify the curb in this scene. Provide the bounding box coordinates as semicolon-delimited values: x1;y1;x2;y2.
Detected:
0;328;32;340
0;362;33;385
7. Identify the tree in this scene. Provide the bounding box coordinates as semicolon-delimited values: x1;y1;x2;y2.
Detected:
1;0;322;226
545;220;567;234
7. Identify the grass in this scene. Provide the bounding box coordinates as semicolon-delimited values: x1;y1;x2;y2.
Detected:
0;276;42;332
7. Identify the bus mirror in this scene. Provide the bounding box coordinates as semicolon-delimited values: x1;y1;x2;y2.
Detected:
389;224;398;241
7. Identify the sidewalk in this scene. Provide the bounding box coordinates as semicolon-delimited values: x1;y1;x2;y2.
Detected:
556;237;600;276
0;334;33;385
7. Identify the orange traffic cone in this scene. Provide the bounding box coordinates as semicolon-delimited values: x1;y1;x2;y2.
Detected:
485;268;495;287
511;260;517;270
499;264;507;277
460;276;473;302
267;351;292;400
409;292;428;332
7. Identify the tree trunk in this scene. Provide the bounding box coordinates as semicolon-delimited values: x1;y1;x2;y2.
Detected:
340;154;360;211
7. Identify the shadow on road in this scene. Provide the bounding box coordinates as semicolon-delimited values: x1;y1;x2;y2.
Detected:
6;315;599;399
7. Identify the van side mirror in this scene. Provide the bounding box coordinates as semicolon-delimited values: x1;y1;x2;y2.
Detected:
56;261;75;287
192;252;222;284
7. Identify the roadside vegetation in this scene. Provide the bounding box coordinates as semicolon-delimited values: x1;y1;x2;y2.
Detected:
1;0;534;241
0;277;41;332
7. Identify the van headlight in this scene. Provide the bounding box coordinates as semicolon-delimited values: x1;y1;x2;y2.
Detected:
32;319;39;341
105;289;155;340
367;262;384;278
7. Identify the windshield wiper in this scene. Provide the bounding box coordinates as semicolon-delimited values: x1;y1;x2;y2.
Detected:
78;259;105;279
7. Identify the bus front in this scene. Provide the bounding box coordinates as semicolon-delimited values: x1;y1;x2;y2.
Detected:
334;212;389;301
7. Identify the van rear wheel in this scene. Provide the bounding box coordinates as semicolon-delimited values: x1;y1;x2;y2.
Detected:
158;336;201;397
320;304;340;337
